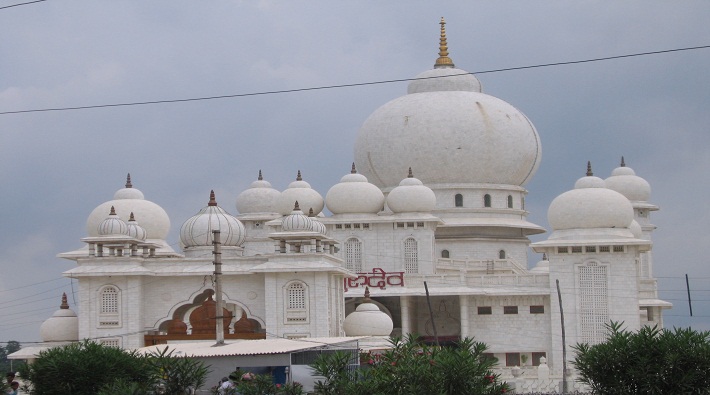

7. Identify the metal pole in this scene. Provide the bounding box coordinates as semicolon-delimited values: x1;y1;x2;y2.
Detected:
424;281;439;347
213;230;224;346
556;279;568;394
686;274;693;317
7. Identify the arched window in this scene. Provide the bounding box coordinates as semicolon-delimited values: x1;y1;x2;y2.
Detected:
98;285;121;327
344;238;363;272
499;250;506;259
455;194;463;207
441;250;450;259
284;281;309;324
403;238;419;273
507;195;513;208
484;194;492;208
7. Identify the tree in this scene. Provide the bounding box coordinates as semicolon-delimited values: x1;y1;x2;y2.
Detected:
0;340;24;375
311;335;509;395
573;322;710;394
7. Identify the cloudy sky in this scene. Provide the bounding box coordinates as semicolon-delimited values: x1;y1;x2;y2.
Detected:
1;1;709;344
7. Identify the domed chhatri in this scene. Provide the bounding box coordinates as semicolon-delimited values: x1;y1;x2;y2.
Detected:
277;170;325;216
325;163;385;215
344;287;393;337
386;168;436;213
308;208;328;235
87;174;170;241
40;293;79;343
98;206;128;236
236;170;281;214
605;157;652;202
180;190;246;249
281;201;313;232
125;212;147;241
354;20;541;189
548;162;634;231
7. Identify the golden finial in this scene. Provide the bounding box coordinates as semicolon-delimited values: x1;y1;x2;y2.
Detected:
434;17;455;68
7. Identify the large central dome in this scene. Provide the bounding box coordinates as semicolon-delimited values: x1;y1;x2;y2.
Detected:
354;19;541;189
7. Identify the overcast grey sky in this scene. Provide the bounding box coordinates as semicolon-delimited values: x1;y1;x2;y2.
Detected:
1;1;709;344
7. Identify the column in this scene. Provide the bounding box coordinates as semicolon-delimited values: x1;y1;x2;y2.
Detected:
400;296;411;336
459;295;470;339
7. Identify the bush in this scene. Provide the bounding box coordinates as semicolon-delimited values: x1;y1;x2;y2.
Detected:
311;335;509;395
573;322;710;394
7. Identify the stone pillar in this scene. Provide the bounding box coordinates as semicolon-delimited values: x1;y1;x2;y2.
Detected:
400;296;411;336
459;294;470;339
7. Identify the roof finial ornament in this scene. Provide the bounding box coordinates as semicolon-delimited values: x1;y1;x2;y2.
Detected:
109;206;117;215
129;212;136;222
60;292;69;309
208;190;217;206
294;201;301;211
407;167;414;178
258;169;263;180
351;162;357;174
308;208;315;217
620;156;626;167
586;161;593;177
542;253;548;261
125;173;133;188
296;170;302;181
363;286;371;301
434;17;455;68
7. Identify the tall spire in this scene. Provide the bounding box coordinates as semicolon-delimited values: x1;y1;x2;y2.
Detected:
208;190;217;206
407;167;414;178
258;169;263;180
620;156;626;167
125;173;132;188
60;293;69;309
434;17;455;68
351;162;357;174
586;161;593;177
296;170;302;181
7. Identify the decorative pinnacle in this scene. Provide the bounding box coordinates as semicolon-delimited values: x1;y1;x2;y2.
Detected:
109;206;117;215
208;190;217;206
129;212;136;222
434;17;455;68
125;173;132;188
296;170;302;181
542;253;548;261
60;293;69;309
586;161;593;177
294;201;301;211
351;162;357;174
258;169;263;180
620;156;626;167
408;167;414;178
364;286;371;301
308;208;315;217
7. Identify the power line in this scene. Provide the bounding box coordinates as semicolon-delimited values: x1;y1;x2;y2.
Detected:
1;44;709;116
0;0;46;10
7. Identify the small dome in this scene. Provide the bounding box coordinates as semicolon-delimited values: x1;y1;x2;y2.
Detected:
40;293;79;342
87;175;170;241
326;164;385;215
604;157;651;202
629;219;643;239
281;202;313;232
277;171;324;216
98;206;128;236
308;208;328;235
180;191;246;248
125;212;147;241
386;169;436;213
408;67;482;94
548;162;634;231
236;170;281;214
530;253;549;273
344;289;393;336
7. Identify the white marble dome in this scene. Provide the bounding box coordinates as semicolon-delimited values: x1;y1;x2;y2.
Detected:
604;158;651;202
344;292;393;337
548;164;634;231
530;254;550;273
308;209;328;235
98;206;128;236
277;171;324;216
180;191;246;248
113;173;145;200
387;169;436;213
326;164;385;215
40;294;78;342
282;202;313;232
408;67;482;94
236;170;281;214
125;212;147;241
87;175;170;240
629;219;643;239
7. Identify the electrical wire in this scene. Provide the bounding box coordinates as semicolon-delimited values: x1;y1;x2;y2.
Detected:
0;0;46;10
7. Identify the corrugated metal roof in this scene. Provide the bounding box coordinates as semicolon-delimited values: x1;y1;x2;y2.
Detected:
136;337;360;358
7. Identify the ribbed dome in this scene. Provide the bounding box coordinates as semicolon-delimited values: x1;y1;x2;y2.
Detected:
604;157;651;202
180;191;246;248
548;163;634;231
87;174;170;240
386;169;436;213
277;171;324;216
98;206;128;236
125;212;147;241
236;170;281;214
40;294;78;342
281;202;313;232
308;208;328;235
344;289;393;336
325;163;385;215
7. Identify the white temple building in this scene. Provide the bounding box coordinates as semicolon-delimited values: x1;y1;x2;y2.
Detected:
49;18;671;375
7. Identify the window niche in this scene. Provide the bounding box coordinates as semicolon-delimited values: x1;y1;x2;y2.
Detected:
455;194;463;207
